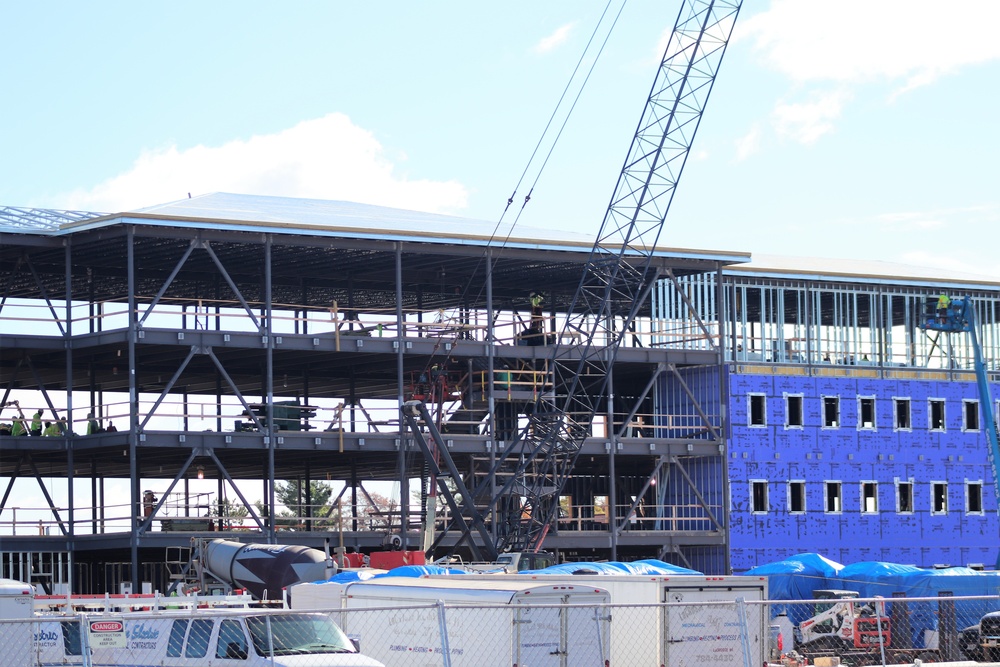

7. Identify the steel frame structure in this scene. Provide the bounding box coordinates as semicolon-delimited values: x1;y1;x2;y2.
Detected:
0;204;736;592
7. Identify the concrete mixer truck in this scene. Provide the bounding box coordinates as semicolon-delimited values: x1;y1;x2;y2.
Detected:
193;539;336;600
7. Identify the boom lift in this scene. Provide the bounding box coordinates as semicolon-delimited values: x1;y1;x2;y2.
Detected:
919;296;1000;567
404;0;742;559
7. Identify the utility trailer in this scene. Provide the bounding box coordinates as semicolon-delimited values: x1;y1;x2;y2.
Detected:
290;576;612;667
445;573;768;667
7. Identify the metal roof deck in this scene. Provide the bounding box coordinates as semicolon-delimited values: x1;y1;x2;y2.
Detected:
728;253;1000;290
0;206;106;231
6;192;751;265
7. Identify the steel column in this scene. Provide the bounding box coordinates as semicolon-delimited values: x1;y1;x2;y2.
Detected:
127;226;139;591
265;235;276;543
395;244;409;545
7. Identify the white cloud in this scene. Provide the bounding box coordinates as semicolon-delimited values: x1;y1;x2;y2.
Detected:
57;113;468;214
733;124;761;161
872;211;945;231
738;1;1000;89
771;89;850;144
732;1;1000;149
533;22;575;54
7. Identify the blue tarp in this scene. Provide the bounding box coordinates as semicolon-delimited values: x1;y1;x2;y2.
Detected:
523;559;701;576
834;561;1000;648
748;554;1000;649
378;565;468;578
745;553;844;600
320;564;467;585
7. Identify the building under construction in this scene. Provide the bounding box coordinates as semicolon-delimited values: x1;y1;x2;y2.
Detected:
1;194;999;594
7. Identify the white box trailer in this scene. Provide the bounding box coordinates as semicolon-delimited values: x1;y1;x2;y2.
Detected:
0;578;34;665
291;576;612;667
446;573;768;667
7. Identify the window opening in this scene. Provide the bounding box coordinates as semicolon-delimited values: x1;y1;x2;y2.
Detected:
167;620;189;658
894;398;911;430
858;397;876;430
861;482;878;513
186;619;214;659
785;395;803;428
964;400;980;432
751;480;769;513
788;481;805;513
559;495;572;524
897;481;913;513
593;495;608;524
216;619;248;660
749;394;766;427
968;482;984;514
823;396;839;428
824;481;841;513
932;482;948;514
929;399;946;431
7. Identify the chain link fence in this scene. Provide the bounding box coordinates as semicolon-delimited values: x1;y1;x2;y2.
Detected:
759;593;1000;666
1;593;1000;666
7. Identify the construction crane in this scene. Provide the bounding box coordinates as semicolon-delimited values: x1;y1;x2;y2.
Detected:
919;296;1000;566
403;0;743;560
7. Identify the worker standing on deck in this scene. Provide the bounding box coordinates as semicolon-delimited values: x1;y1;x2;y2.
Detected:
529;291;545;345
937;293;951;324
30;409;42;436
10;416;26;437
86;412;102;435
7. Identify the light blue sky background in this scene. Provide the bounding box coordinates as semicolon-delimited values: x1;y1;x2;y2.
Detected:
3;1;998;278
3;0;1000;530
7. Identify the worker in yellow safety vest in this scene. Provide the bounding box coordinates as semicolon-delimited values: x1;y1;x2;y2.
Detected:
30;409;42;436
10;417;26;437
936;293;951;324
86;412;102;435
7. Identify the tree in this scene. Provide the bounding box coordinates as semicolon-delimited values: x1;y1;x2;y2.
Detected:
269;480;340;529
358;491;398;531
211;497;249;530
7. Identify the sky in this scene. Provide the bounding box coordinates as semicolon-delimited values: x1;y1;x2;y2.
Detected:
2;1;999;280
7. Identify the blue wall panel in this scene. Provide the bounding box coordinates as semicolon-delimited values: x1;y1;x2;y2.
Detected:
721;369;1000;572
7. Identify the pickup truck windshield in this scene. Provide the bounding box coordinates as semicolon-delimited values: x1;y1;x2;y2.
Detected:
246;613;356;656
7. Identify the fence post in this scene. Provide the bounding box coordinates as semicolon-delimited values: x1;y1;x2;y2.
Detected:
735;597;752;667
938;590;957;661
891;592;909;650
593;606;608;665
78;613;93;667
874;602;888;666
435;600;452;667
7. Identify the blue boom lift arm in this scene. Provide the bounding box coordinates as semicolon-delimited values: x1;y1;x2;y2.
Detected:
921;296;1000;565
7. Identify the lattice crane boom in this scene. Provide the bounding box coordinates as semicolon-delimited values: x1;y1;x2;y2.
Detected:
493;0;744;553
405;0;743;559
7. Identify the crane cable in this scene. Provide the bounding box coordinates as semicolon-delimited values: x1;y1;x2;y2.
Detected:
407;0;629;448
413;1;630;381
496;0;628;237
406;4;632;552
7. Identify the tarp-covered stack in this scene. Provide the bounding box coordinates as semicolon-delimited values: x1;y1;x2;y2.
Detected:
748;553;1000;649
523;559;701;576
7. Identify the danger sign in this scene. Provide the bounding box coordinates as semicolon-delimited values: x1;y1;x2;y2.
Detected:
88;619;126;648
